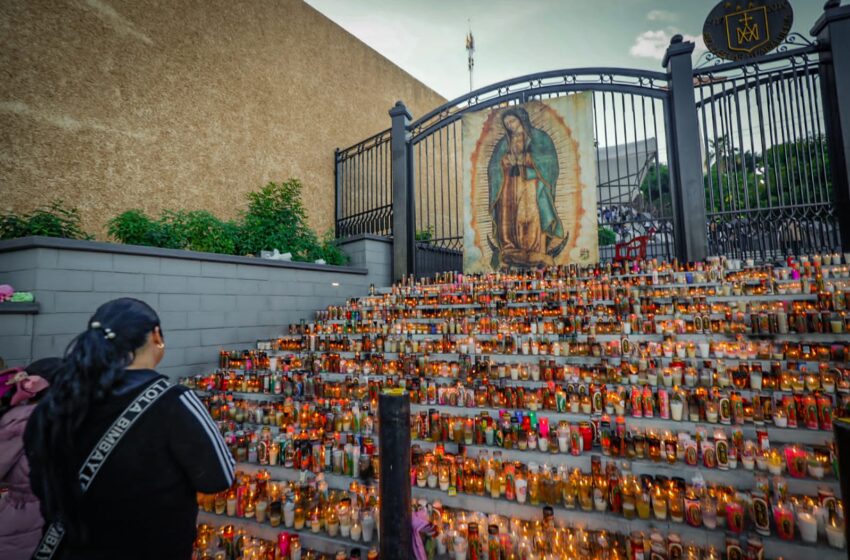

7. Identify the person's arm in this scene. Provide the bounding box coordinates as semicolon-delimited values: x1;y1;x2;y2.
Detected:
167;388;234;493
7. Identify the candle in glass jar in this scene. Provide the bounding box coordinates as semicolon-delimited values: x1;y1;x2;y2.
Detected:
799;511;818;543
827;517;846;549
226;491;237;517
290;537;302;560
351;521;362;542
255;497;268;523
652;487;667;520
726;499;744;533
774;503;795;540
362;512;376;542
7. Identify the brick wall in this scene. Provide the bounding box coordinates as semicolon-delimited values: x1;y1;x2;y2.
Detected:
0;236;392;379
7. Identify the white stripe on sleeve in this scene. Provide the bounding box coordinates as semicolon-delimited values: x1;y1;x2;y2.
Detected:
185;391;235;466
179;393;234;480
180;393;234;471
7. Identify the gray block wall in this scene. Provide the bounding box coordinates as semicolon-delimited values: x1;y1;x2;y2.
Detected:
0;236;393;380
338;234;392;288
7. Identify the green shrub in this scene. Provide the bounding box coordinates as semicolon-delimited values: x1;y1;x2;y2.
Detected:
598;226;617;247
0;200;91;240
175;210;240;255
309;230;349;266
108;209;170;247
241;180;317;259
415;227;434;243
79;179;349;265
109;209;240;254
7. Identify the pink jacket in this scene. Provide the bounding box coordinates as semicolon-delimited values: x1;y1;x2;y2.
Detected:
0;402;44;560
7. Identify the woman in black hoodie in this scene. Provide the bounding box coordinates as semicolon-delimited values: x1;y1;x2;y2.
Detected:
25;298;234;559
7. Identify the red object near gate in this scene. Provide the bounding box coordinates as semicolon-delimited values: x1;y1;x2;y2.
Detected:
614;227;656;261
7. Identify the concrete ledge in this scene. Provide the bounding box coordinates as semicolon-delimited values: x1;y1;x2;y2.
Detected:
338;234;392;245
0;302;40;314
0;237;368;275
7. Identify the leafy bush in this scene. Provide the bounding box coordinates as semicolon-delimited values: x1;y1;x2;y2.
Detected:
0;200;92;240
163;210;241;255
109;209;240;254
241;180;318;259
106;179;347;264
415;227;434;243
310;230;349;266
108;209;173;248
598;226;617;247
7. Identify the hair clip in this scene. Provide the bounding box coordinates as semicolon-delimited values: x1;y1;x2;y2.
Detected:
90;321;102;329
103;327;116;340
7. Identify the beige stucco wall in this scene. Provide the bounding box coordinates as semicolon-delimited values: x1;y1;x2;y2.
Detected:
1;0;445;238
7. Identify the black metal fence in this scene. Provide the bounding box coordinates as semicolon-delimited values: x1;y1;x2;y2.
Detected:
695;35;839;260
334;3;850;279
335;129;392;238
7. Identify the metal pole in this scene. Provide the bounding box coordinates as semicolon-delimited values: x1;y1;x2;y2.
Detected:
334;148;342;239
379;389;412;559
390;101;414;281
832;417;850;550
663;35;709;262
812;0;850;251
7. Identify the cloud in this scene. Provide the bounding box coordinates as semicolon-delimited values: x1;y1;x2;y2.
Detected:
629;29;707;60
647;9;676;22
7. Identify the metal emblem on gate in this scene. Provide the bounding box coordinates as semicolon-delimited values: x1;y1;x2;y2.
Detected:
726;6;769;53
703;0;794;61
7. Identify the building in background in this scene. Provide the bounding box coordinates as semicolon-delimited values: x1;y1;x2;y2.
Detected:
0;0;444;237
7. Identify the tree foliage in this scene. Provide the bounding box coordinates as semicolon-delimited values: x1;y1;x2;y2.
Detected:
637;135;832;216
598;226;617;247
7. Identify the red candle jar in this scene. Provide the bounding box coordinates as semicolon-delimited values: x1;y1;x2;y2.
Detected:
726;499;745;533
773;504;795;540
278;532;292;557
784;446;808;478
580;422;593;452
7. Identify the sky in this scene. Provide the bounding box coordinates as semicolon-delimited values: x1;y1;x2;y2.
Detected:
305;0;825;101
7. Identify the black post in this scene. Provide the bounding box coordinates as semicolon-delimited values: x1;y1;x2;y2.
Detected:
379;389;411;559
663;35;709;263
813;0;850;252
833;418;850;550
334;148;342;239
390;101;414;281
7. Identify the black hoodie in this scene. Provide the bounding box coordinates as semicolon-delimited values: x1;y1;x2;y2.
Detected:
25;369;234;560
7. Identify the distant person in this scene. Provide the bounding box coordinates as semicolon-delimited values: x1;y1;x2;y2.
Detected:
25;298;235;560
0;358;62;560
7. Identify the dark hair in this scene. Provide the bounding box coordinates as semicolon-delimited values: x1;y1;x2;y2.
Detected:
501;107;534;141
0;390;11;420
26;357;64;384
27;298;161;540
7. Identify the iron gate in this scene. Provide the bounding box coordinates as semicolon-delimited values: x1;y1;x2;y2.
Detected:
694;35;839;260
335;129;392;238
405;70;675;277
334;3;850;279
336;69;678;277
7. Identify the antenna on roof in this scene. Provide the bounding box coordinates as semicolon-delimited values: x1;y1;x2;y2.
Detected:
466;20;475;92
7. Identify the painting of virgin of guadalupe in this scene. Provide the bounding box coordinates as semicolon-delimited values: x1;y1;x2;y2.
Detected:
489;107;566;267
462;95;598;273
